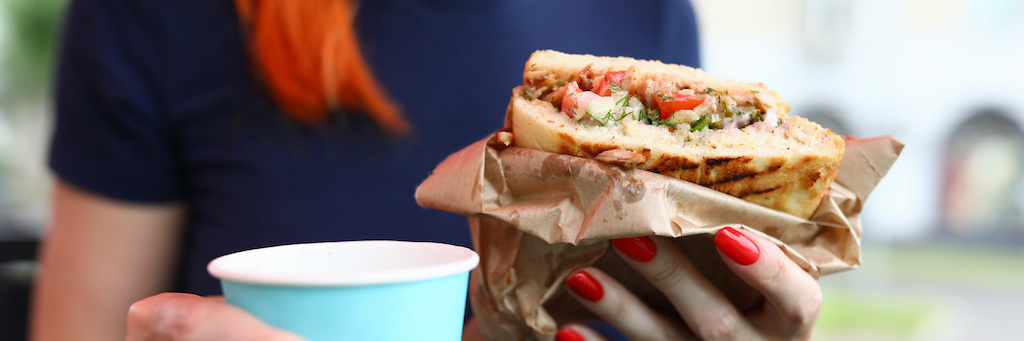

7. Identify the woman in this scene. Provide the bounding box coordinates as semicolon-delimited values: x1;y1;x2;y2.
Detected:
31;0;820;340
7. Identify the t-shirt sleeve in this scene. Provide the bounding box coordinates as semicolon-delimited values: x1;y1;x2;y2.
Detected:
49;0;182;203
662;0;702;68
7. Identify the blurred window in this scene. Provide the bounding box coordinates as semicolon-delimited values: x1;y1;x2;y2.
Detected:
942;109;1024;243
795;104;851;136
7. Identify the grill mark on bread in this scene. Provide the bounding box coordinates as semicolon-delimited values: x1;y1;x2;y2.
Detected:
804;170;822;189
643;156;701;174
579;143;620;157
705;162;784;186
556;131;627;159
706;156;752;166
556;132;585;156
737;185;785;199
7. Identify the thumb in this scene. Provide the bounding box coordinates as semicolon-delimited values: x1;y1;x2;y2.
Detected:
127;292;306;341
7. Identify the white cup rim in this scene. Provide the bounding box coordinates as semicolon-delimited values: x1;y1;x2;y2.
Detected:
207;240;479;287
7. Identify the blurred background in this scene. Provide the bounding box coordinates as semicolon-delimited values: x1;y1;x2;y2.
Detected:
691;0;1024;340
0;0;61;339
0;0;1022;340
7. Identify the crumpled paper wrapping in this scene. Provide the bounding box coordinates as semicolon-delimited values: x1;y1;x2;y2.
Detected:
416;126;903;340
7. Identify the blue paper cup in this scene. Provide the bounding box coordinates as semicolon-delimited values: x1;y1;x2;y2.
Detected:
207;240;479;341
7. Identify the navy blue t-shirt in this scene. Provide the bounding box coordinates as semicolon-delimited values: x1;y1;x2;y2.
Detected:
50;0;700;296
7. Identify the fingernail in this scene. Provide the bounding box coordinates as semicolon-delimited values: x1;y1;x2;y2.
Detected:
715;227;759;265
556;328;585;341
564;270;604;302
611;236;657;262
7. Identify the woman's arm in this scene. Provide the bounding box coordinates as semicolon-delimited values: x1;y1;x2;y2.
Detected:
30;180;185;340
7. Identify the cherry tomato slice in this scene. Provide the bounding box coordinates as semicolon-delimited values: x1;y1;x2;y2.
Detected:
592;71;627;97
655;93;705;119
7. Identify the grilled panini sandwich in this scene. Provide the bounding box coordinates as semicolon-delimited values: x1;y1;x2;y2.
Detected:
510;50;844;219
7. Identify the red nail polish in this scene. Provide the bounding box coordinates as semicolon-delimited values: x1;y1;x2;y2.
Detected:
564;270;604;302
556;328;585;341
611;237;657;262
715;227;759;265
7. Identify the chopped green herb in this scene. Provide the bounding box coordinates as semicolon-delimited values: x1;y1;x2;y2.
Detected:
550;96;561;108
750;109;763;122
610;81;623;93
619;111;633;121
690;115;709;131
646;108;658;123
750;90;760;94
643;108;664;126
615;93;631;107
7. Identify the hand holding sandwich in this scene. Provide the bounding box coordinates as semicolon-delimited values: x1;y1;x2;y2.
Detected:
414;50;899;340
509;51;827;339
557;227;820;341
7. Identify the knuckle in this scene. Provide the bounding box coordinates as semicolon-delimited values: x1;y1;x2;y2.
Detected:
150;297;202;339
126;300;146;321
694;307;740;341
789;288;823;327
601;290;629;321
752;256;786;292
644;251;689;287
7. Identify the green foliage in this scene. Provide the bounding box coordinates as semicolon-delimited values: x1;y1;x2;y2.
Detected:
1;0;68;104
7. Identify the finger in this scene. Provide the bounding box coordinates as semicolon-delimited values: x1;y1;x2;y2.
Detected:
555;324;609;341
126;292;305;341
610;236;756;340
563;268;692;340
714;226;822;335
126;293;189;340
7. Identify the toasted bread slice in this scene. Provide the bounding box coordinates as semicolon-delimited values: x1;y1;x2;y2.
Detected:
511;51;844;219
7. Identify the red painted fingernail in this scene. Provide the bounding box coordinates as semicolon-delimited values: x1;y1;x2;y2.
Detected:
556;327;585;341
611;236;657;262
564;270;603;302
715;227;759;265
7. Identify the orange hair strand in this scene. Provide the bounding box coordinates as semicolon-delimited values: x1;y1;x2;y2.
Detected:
234;0;410;134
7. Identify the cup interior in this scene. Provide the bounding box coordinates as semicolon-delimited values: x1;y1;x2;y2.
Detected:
208;240;479;286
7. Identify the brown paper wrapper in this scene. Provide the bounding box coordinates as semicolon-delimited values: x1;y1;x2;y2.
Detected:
416;128;903;340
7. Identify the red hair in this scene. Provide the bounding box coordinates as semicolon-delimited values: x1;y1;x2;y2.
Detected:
234;0;410;134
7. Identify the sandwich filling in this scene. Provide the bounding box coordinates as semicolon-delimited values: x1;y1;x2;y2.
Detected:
527;66;781;132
